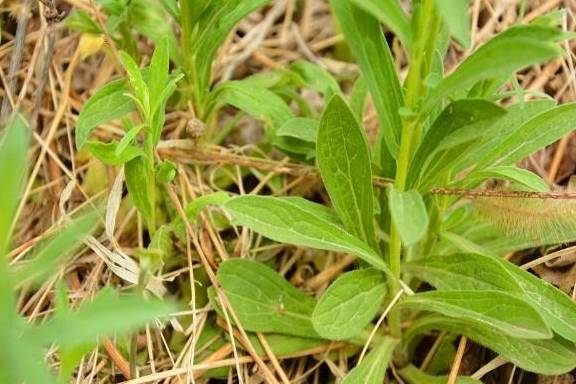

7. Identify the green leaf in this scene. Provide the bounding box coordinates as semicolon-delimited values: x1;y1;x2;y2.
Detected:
155;160;177;183
498;259;576;342
424;25;564;111
433;0;471;48
30;287;174;345
466;166;549;192
276;117;319;143
249;333;326;357
64;10;102;34
223;196;389;272
290;60;340;99
11;213;97;287
84;141;144;166
217;259;319;338
408;99;506;188
406;315;576;375
0;114;29;253
317;96;376;246
312;269;387;340
119;51;150;115
341;336;399;384
116;124;145;155
76;80;135;148
387;187;429;246
331;0;404;164
125;156;153;220
213;81;293;129
460;99;555;172
480;102;576;168
399;364;482;384
403;253;523;292
149;38;170;104
407;253;576;342
402;290;551;339
349;0;411;48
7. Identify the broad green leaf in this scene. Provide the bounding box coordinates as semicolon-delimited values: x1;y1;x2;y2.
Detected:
349;75;368;120
155;160;177;183
350;0;411;48
460;99;555;172
213;81;293;129
466;166;549;192
406;315;576;375
290;60;340;99
29;287;174;345
398;364;482;384
276;117;319;143
249;333;326;357
125;156;153;220
0;114;29;253
401;290;551;339
387;187;429;246
403;253;522;292
317;96;375;246
223;196;389;272
312;269;387;340
76;80;134;148
423;25;564;111
480;103;576;168
11;213;97;287
331;0;403;164
217;259;319;338
498;258;576;342
434;0;471;48
341;336;398;384
84;141;144;165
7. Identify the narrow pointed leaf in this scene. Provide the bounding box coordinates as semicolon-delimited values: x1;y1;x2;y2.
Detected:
350;0;411;47
434;0;471;48
401;290;551;339
317;95;375;246
224;196;389;272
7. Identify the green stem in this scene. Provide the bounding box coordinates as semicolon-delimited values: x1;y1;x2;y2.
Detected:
144;137;156;236
387;0;439;339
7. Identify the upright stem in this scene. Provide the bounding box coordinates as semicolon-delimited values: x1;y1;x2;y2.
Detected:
387;0;439;339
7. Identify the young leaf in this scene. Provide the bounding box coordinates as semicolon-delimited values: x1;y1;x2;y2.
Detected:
349;0;411;48
479;102;576;168
341;337;399;384
76;80;134;149
331;0;404;165
84;141;144;166
290;60;340;99
401;290;551;339
406;315;576;375
223;196;389;273
119;51;150;116
125;156;153;220
423;25;564;111
149;38;170;106
433;0;471;48
398;364;482;384
312;269;387;340
217;259;320;338
387;187;429;246
29;287;174;345
317;95;376;246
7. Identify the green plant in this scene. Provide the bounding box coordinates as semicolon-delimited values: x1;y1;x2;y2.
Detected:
0;114;175;383
211;1;576;381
